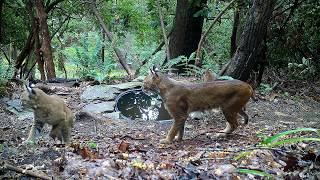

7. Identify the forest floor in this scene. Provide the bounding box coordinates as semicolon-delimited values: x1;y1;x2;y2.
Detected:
0;75;320;179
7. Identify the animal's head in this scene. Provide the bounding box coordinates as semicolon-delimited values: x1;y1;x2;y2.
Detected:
21;82;44;108
203;69;216;82
143;66;162;92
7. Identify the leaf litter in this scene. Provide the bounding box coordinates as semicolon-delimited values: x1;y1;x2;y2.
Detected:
0;82;319;179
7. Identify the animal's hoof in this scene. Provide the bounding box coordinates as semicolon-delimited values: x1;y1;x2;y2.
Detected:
160;139;172;144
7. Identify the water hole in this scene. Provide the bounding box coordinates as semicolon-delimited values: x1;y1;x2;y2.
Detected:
115;89;171;121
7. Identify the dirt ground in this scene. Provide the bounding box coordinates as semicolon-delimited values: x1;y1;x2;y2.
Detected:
0;80;319;179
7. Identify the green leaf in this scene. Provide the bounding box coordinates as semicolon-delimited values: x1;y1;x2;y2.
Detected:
88;141;98;149
237;169;274;179
269;137;320;147
234;151;251;161
262;128;320;145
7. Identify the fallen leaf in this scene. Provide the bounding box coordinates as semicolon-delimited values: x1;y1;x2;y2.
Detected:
118;141;130;152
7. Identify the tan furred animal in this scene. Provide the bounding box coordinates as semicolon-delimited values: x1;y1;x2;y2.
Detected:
202;69;250;124
21;84;74;144
203;69;216;82
143;69;254;144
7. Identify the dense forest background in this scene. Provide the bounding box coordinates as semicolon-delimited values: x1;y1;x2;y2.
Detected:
0;0;319;92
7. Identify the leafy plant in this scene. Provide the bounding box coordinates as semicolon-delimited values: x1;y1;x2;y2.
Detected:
259;83;278;94
63;32;117;81
237;168;274;179
261;128;320;147
288;57;317;79
88;141;98;149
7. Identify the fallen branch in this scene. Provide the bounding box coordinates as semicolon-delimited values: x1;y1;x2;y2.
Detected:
1;162;52;180
120;135;147;141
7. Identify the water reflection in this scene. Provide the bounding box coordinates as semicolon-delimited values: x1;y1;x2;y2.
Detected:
115;89;171;121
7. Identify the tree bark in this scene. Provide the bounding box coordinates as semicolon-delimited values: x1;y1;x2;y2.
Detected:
35;0;56;79
230;6;240;57
223;0;277;81
0;0;4;43
14;0;63;79
169;0;207;73
89;0;134;77
26;0;46;81
156;0;170;61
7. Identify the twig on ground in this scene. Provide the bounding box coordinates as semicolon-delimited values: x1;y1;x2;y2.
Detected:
1;162;52;180
120;135;147;140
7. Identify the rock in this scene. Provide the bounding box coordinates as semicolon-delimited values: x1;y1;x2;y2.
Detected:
132;76;146;82
5;99;34;120
6;99;24;112
83;101;116;114
110;81;142;90
103;112;120;120
81;85;120;101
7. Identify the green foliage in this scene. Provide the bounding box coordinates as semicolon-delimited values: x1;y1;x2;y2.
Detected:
0;143;3;152
268;0;320;78
201;3;233;70
62;32;117;81
288;57;317;79
88;141;98;149
259;83;278;94
261;128;320;147
237;169;274;179
0;57;14;94
162;52;205;76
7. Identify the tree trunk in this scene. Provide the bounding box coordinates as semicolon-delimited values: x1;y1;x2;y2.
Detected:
230;7;240;57
35;0;56;79
0;0;4;43
26;0;46;81
169;0;207;73
14;0;63;78
223;0;276;81
101;28;105;62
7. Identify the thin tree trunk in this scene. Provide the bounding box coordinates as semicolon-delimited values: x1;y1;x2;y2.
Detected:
223;0;277;81
230;6;240;57
101;28;105;62
0;0;3;43
89;0;134;77
195;0;236;66
156;0;170;61
35;0;56;79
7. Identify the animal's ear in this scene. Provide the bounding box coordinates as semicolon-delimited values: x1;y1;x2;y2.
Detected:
25;82;36;95
150;66;159;77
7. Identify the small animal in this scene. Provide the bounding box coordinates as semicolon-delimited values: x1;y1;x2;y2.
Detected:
203;69;216;82
143;67;254;144
21;83;74;144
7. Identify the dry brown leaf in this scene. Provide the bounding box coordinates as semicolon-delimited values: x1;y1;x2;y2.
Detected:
118;141;130;152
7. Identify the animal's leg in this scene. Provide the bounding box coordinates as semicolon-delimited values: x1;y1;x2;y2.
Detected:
160;117;186;144
61;124;71;144
216;109;239;137
26;118;45;143
176;122;185;141
239;109;249;125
